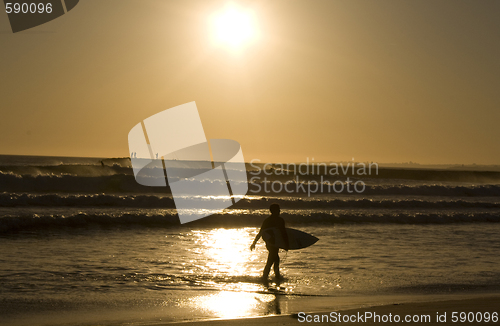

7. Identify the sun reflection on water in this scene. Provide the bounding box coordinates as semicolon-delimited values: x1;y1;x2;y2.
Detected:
189;291;281;318
191;228;255;276
177;228;296;298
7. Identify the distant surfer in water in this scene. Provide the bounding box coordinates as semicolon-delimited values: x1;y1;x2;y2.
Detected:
250;203;289;282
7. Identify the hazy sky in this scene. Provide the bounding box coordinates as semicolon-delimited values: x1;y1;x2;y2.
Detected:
1;0;499;164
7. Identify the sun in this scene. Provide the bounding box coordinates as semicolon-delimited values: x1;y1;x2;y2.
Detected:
212;6;258;49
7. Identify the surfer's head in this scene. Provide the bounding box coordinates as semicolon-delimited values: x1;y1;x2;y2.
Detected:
270;203;280;215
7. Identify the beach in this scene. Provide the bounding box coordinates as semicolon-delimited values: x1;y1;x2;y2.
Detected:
2;0;500;324
171;295;500;326
1;155;499;326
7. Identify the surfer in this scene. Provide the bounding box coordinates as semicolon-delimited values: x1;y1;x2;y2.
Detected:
250;203;289;281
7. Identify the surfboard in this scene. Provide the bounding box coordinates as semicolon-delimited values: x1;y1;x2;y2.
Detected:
262;227;318;250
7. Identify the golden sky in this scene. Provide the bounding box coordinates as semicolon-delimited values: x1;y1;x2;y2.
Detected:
0;0;499;164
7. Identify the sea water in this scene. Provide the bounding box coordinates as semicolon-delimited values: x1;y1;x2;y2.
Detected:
1;155;499;325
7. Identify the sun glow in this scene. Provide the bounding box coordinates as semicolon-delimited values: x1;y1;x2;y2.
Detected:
212;6;258;49
190;291;276;318
195;228;253;276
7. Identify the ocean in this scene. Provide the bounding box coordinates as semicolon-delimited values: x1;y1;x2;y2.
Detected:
1;155;499;325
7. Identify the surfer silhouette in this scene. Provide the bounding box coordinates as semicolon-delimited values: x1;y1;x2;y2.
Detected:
250;203;289;282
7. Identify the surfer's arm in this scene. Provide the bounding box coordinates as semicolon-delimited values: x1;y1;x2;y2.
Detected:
250;229;262;251
280;227;289;251
279;220;289;251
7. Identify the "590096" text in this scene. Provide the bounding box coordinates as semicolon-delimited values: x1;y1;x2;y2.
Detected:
5;2;53;14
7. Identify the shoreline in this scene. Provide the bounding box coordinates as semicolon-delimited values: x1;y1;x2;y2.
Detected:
2;288;499;326
158;293;500;325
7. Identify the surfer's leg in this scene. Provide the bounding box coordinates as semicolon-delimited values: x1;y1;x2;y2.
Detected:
273;251;281;278
263;250;273;279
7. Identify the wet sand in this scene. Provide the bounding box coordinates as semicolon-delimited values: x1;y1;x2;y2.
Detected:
164;295;500;326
